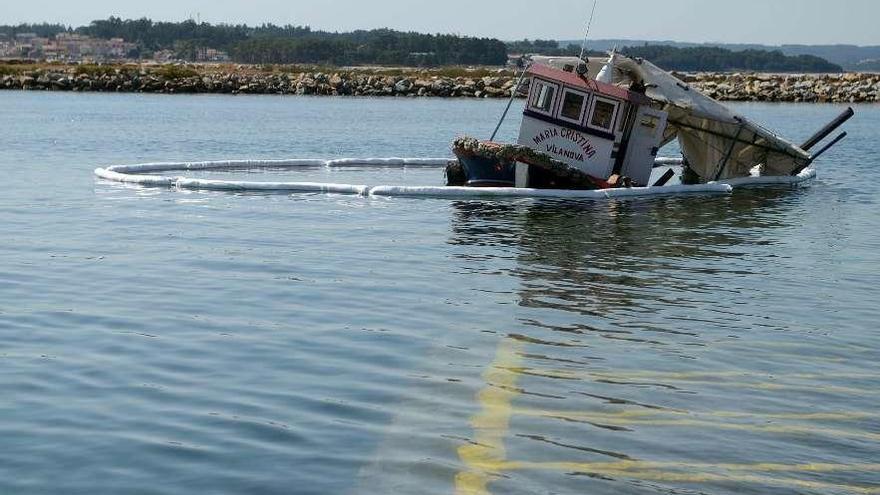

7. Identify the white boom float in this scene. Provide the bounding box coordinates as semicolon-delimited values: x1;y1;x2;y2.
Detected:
94;157;738;199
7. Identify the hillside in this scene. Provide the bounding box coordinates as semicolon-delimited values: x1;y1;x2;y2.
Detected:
0;19;508;66
619;45;842;73
0;19;856;71
561;39;880;71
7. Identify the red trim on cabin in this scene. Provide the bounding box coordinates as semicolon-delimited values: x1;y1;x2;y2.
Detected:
528;64;651;105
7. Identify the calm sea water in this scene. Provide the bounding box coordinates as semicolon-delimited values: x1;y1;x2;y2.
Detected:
1;91;879;495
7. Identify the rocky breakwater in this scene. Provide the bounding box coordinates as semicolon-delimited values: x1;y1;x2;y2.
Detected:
2;64;879;102
0;65;520;98
684;72;880;103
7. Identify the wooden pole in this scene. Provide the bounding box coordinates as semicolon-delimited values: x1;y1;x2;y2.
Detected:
800;107;854;151
791;132;848;175
713;123;745;181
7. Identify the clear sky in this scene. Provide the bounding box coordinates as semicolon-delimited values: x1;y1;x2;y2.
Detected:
4;0;878;46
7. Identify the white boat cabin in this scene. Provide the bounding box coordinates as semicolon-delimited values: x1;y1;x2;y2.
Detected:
516;63;668;187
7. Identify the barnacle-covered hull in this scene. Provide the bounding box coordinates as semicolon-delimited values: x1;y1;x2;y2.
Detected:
451;137;608;189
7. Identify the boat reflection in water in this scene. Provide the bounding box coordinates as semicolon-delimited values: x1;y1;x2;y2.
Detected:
360;191;878;495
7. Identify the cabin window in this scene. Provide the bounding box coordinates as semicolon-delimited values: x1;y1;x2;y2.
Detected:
618;104;631;132
530;80;558;115
558;88;588;124
588;97;619;132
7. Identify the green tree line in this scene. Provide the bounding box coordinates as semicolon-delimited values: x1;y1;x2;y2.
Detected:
0;19;843;71
621;44;842;72
231;30;507;65
0;18;507;66
0;23;70;38
506;39;581;56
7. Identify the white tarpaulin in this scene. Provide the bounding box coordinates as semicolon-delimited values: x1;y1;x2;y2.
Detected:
610;56;811;181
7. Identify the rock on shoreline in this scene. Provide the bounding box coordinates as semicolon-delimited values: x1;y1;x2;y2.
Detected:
1;64;878;103
682;72;880;103
0;65;518;98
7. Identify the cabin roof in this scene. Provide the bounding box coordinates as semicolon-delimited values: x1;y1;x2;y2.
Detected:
527;63;651;105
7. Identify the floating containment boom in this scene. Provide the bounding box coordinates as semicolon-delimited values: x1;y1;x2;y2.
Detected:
94;157;821;200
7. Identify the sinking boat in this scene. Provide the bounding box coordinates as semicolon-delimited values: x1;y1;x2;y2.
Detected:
94;52;853;200
449;52;854;191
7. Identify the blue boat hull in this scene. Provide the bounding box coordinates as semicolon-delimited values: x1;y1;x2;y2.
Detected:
455;154;516;187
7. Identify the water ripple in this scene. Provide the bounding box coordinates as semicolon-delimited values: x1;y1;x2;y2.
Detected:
1;93;878;495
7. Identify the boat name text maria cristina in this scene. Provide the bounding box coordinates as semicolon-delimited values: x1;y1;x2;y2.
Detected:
533;127;598;160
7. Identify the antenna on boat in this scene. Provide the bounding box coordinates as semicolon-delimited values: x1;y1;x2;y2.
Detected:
489;62;531;142
578;0;600;62
488;0;598;142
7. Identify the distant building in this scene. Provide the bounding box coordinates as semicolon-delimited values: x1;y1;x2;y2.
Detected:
1;37;44;59
195;47;230;62
1;32;136;61
507;54;527;68
153;49;177;63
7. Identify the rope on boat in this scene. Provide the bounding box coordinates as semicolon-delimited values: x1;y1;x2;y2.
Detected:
94;157;816;199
